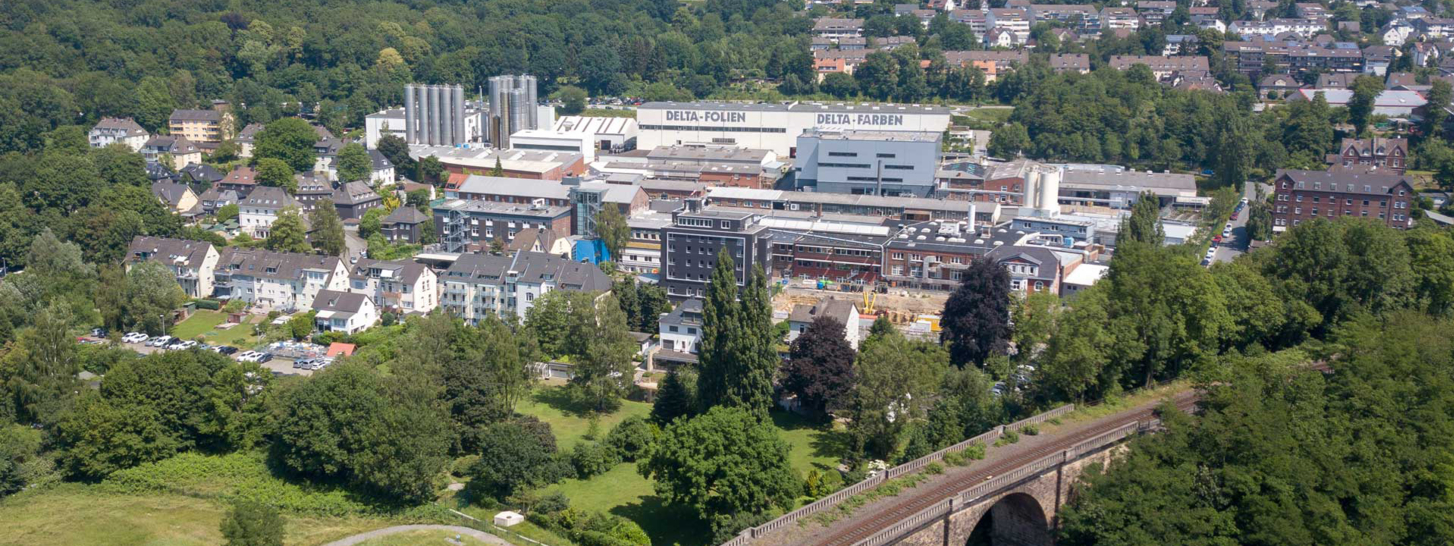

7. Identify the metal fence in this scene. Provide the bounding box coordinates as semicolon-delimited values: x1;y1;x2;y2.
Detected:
727;404;1076;545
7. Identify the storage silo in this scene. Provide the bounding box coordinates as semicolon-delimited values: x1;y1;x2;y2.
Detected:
1037;165;1061;216
452;86;466;145
404;85;417;144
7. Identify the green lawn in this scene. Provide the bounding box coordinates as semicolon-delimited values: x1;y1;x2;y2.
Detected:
0;483;387;546
172;310;228;340
518;397;848;546
965;107;1013;124
171;311;260;348
515;387;653;450
537;463;706;546
355;529;495;546
580;108;636;118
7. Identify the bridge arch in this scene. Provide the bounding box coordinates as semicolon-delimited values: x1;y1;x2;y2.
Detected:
961;492;1053;546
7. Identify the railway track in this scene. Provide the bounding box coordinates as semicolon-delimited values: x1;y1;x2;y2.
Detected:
806;390;1199;546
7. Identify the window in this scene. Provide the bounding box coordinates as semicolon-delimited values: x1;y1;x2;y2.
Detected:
669;326;678;333
1296;195;1303;202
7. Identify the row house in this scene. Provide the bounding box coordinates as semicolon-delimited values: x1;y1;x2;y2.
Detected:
439;250;612;322
1048;53;1091;74
1365;45;1398;76
1271;169;1416;230
1108;55;1211;81
1136;1;1177;26
1029;4;1100;34
1100;7;1140;30
1189;7;1226;32
213;247;349;311
1416;17;1454;38
345;258;439;315
1327;137;1408;174
1229;18;1327;39
1287;45;1365;75
125;237;220;299
815;49;872;79
813;18;865;41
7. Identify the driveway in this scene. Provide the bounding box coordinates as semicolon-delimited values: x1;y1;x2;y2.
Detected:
319;525;509;546
344;226;367;262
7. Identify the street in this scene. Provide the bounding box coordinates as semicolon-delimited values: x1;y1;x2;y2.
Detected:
1212;182;1261;264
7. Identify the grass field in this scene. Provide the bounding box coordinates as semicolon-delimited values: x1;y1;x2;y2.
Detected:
580;108;636;118
964;107;1013;124
0;483;387;546
514;387;653;450
171;310;260;348
354;529;495;546
772;412;848;477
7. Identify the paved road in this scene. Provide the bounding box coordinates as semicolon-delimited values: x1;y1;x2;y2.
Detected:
319;524;509;546
344;226;367;262
760;390;1198;546
1212;183;1260;264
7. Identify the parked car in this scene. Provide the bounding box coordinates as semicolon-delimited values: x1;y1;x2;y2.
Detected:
91;328;108;338
216;346;239;355
293;358;311;369
236;351;258;362
124;332;148;343
1212;235;1223;243
148;336;173;347
178;340;198;350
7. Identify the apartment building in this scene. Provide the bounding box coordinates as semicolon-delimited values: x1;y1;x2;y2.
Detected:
1327;137;1408;174
125;236;220;299
168;106;235;144
345;258;439;315
89;117;149;151
661;207;773;300
213;248;349;311
1271;169;1416;230
439;251;612;322
433;198;574;253
238;186;300;238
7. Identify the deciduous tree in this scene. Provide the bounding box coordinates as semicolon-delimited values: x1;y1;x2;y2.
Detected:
781;316;856;418
307;199;345;257
941;258;1011;368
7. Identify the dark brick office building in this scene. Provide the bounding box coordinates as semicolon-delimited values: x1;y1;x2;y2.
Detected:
661;205;772;301
1271;169;1415;230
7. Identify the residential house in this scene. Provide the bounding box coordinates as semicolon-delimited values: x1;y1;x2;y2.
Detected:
1136;0;1177;26
293;175;335;212
89;117;149;151
1048;54;1091;73
380;206;431;244
813;18;865;40
238;186;301;238
218;166;259;196
988;245;1063;294
1108;55;1211;81
369;149;396;185
142;136;202;170
1271;169;1416;230
1100;7;1140;30
656;298;704;367
197;187;240;217
236;123;263;158
125;236;220;298
332;181;383;220
151;181;199;215
1259;74;1303;99
439;250;613;323
213;247;349;310
179;164;225;187
311;290;378;334
345;259;439;315
507;227;571;255
786;298;862;349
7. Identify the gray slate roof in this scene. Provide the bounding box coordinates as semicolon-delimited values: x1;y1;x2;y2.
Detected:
241;186;298;209
218;247;341;282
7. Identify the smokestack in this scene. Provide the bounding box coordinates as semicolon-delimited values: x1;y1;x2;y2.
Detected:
404;85;417;144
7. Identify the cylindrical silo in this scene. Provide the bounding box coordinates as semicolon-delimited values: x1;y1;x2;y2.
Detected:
429;86;443;146
1022;168;1040;209
419;85;432;146
523;75;538;130
453;86;466;145
1038;166;1061;216
440;87;454;146
404;85;417;144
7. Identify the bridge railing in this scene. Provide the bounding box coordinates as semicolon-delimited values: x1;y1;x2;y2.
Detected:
733;404;1075;543
850;418;1149;546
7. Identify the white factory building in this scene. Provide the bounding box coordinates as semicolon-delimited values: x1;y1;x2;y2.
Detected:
637;101;953;157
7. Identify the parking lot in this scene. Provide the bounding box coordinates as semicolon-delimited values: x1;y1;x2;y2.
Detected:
104;335;316;377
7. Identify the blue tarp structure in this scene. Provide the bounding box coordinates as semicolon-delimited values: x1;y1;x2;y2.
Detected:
572;238;612;265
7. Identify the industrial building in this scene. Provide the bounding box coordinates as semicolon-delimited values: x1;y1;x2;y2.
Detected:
408;146;586;181
553;116;639;153
488;75;541;148
637;101;952;157
365;102;485;149
793;130;942;197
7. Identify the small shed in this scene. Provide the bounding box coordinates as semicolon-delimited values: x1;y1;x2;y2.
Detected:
493;511;524;527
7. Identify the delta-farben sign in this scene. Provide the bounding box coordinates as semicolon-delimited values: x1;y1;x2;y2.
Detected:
639;102;951;156
816;113;905;127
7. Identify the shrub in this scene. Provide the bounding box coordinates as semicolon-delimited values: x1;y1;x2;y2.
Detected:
925;462;944;475
569;442;621;479
963;443;986;460
464;418;569;502
223;299;247;313
603;416;655;462
943;450;969;466
533;491;571;515
194;299;221;311
1021;424;1040;436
